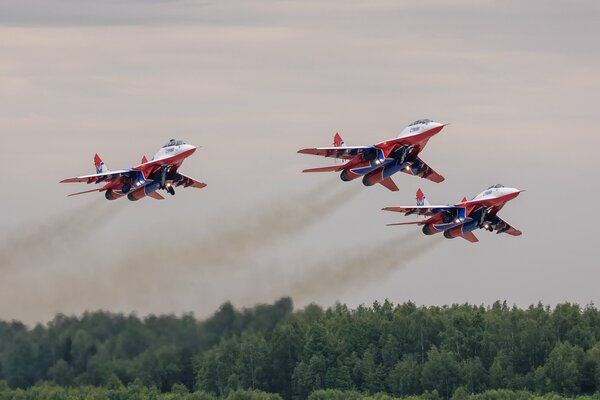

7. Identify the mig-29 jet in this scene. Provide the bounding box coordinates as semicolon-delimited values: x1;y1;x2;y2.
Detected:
382;185;523;243
297;119;447;191
60;139;206;201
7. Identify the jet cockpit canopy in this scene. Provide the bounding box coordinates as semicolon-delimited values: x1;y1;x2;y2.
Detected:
408;119;433;126
163;139;186;148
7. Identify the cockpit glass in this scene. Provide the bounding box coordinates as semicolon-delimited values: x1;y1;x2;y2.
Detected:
408;119;432;126
162;139;185;148
487;184;504;189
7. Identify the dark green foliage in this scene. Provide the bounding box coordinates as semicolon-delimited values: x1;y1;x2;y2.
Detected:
2;299;600;399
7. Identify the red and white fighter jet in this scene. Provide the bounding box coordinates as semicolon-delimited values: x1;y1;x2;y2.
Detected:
60;139;206;201
298;119;447;191
383;185;523;243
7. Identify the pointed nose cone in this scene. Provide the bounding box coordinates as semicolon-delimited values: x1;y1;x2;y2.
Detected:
185;144;197;154
428;121;447;136
506;187;524;200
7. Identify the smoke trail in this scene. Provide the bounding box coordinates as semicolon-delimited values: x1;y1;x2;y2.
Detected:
101;181;363;311
0;181;363;323
116;181;361;273
0;199;122;270
195;181;361;265
243;233;442;305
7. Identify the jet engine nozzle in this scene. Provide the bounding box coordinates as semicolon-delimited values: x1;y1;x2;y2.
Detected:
340;169;360;182
105;189;124;201
422;223;443;235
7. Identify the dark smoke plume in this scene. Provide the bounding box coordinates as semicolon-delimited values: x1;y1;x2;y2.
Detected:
115;181;361;277
243;233;442;304
0;199;122;270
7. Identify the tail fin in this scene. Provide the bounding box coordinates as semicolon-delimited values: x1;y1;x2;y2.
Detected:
333;132;347;165
416;188;430;206
141;155;148;164
94;154;108;174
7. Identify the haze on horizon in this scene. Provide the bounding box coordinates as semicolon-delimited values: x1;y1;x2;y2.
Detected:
0;0;598;324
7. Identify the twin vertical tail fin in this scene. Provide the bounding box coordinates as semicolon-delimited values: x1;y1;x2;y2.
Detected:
94;154;108;174
333;132;347;165
333;132;345;147
416;188;430;206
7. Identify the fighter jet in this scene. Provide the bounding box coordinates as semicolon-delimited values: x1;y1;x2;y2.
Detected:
297;119;447;191
382;185;523;243
60;139;206;201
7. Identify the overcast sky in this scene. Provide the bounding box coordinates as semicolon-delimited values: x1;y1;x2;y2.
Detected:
1;0;599;324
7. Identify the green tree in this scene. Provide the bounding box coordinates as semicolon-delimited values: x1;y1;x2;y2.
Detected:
386;356;422;396
47;359;74;386
542;342;584;395
422;347;463;399
462;357;487;393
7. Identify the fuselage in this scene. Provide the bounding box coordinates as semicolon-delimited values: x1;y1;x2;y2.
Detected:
342;119;445;185
151;141;197;166
424;185;522;238
104;140;197;199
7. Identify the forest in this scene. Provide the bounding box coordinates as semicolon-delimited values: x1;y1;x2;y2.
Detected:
1;298;600;400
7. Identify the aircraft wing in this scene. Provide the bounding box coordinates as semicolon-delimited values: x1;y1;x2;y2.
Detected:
60;170;131;184
67;188;104;197
494;217;522;236
382;205;455;217
174;173;207;189
401;157;445;183
298;146;372;160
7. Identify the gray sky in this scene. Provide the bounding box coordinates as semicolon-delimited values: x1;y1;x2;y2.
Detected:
1;0;599;324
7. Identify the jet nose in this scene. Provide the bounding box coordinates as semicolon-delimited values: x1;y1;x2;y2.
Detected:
428;121;447;135
507;188;524;198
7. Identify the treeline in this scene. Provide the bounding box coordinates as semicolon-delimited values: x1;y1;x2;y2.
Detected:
1;298;600;399
2;386;600;400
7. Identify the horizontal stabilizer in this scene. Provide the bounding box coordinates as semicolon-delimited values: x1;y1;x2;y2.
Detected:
302;165;345;173
461;231;479;243
60;169;130;184
67;188;102;197
379;177;399;192
149;191;165;200
386;221;423;226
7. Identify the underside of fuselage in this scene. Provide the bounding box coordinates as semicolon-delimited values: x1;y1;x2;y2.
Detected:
338;147;430;187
